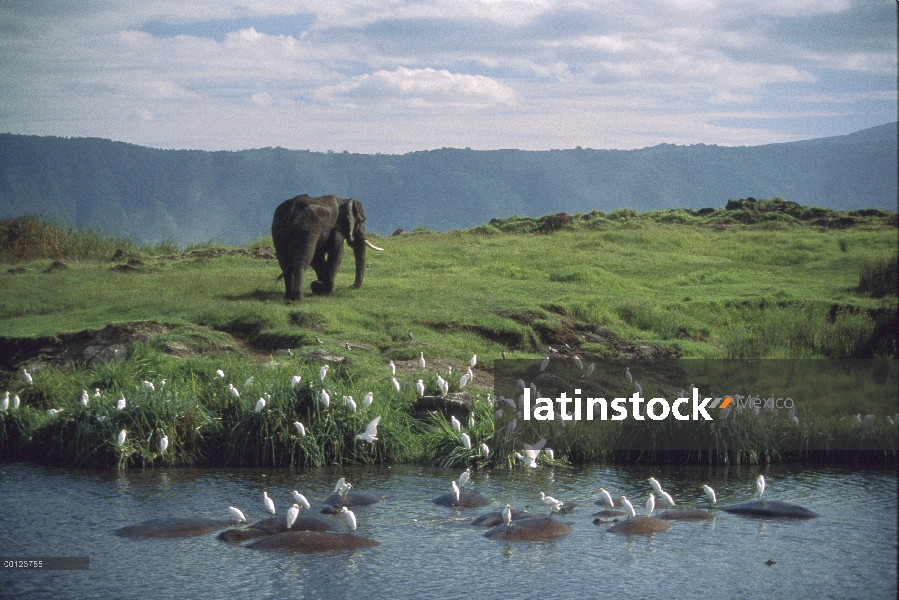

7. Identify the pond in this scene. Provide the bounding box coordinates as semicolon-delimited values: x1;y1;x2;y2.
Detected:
0;462;895;599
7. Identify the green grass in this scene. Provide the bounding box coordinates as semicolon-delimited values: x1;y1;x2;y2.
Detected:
1;203;896;468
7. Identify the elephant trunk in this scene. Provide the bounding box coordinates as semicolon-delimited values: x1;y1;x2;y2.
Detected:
352;242;366;289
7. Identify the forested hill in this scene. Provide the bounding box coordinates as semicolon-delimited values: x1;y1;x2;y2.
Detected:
0;122;895;245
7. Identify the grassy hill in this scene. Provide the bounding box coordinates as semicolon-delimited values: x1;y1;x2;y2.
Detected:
0;199;896;468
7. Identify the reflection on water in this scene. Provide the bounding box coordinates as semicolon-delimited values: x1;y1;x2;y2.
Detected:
0;463;895;599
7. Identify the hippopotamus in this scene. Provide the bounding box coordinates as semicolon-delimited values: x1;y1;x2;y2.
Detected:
218;514;335;542
721;500;818;519
484;517;573;541
320;490;384;512
432;489;493;509
471;508;539;527
115;517;236;538
246;531;379;552
657;509;715;521
606;516;672;534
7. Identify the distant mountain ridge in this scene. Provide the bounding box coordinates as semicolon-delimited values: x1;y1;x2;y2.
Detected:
0;123;895;245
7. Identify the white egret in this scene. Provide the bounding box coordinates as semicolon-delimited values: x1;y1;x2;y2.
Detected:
389;361;396;375
334;478;347;492
116;397;126;410
363;391;374;407
459;374;470;388
540;357;549;371
586;363;595;377
293;421;307;436
756;475;765;499
573;356;583;370
319;365;329;381
254;397;266;413
320;389;330;408
228;506;247;523
290;375;302;388
216;369;225;378
419;352;426;369
514;452;534;468
461;433;472;450
159;434;169;454
648;477;664;496
862;415;874;427
451;480;461;502
457;468;471;490
538;492;563;517
93;388;101;397
646;494;655;517
291;491;311;510
620;496;636;519
245;377;254;388
517;438;546;468
701;484;717;506
851;413;862;426
22;368;33;385
416;379;425;397
0;393;7;413
345;396;357;413
47;408;62;419
338;481;352;500
450;415;461;431
12;395;20;410
339;507;357;533
658;491;675;510
356;416;381;444
392;377;401;392
436;375;448;396
596;488;615;510
80;390;89;406
790;415;800;425
117;429;127;446
286;504;300;530
469;414;475;429
480;443;490;457
263;491;276;516
634;382;642;395
228;384;240;398
466;367;474;381
503;504;512;527
626;367;633;383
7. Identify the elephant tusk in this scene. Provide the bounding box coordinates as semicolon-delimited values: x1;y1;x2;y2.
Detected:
364;239;384;251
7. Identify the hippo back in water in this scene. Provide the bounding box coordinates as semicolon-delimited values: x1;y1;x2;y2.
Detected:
721;500;818;519
115;517;234;538
246;531;379;552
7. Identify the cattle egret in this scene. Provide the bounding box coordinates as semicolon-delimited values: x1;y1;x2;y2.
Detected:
538;492;563;517
22;369;33;385
389;361;396;375
116;397;126;410
320;389;330;408
47;408;62;419
540;357;549;371
291;491;311;510
334;478;347;493
658;491;675;510
469;414;475;429
392;377;401;392
790;415;800;425
626;367;633;383
159;434;169;454
862;415;874;427
480;443;490;456
756;475;765;499
316;337;323;344
117;430;127;446
457;468;471;490
451;480;461;502
459;374;470;388
851;413;862;426
419;353;426;369
12;395;20;410
345;396;357;412
93;388;101;397
634;382;642;395
450;415;461;431
229;506;247;523
597;488;615;509
648;477;664;496
286;504;300;530
363;391;374;407
255;398;266;413
294;421;306;436
339;507;357;532
416;380;425;397
319;365;329;381
461;433;472;450
503;504;512;527
245;377;254;388
290;375;302;388
228;384;239;398
701;485;717;506
573;356;583;370
620;496;636;519
337;481;352;500
586;363;595;377
356;416;381;444
436;375;448;396
80;390;89;406
514;452;534;468
216;369;225;378
646;494;655;517
470;354;477;368
263;491;276;515
0;393;7;413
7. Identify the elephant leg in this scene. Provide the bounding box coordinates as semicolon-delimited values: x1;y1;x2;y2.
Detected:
310;252;330;295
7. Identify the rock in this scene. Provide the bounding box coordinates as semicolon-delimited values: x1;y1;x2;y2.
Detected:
607;516;672;534
246;531;379;552
432;489;493;509
115;517;234;538
484;517;573;541
471;508;538;527
721;500;818;519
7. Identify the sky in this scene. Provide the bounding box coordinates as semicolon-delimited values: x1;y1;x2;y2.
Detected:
0;0;896;154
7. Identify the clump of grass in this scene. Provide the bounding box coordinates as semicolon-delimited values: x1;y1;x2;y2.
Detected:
858;253;897;298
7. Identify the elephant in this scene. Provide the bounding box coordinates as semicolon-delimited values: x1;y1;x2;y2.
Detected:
271;194;383;301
